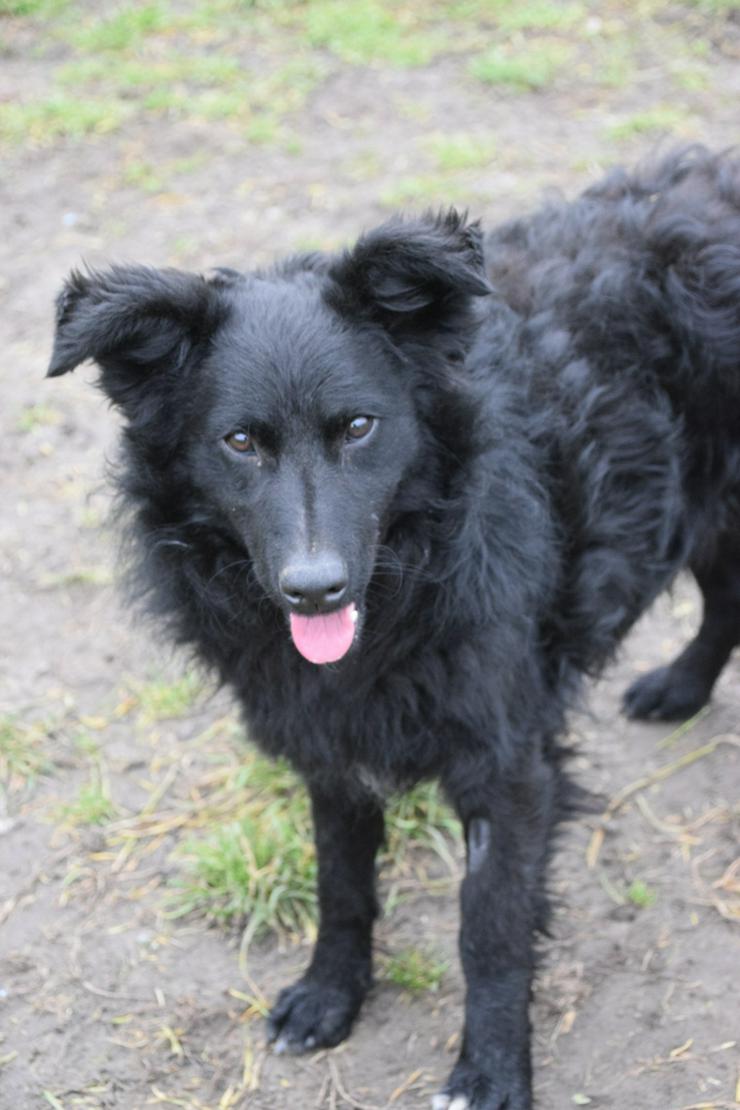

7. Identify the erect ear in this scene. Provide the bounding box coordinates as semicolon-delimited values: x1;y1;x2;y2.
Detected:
326;209;491;352
47;264;226;415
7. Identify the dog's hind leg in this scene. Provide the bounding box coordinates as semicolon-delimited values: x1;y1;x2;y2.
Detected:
624;530;740;721
267;781;384;1053
434;749;559;1110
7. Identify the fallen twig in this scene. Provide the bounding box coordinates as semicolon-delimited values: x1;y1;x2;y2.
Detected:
327;1056;382;1110
587;734;740;869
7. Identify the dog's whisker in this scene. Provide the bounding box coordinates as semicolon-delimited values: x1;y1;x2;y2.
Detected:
204;557;254;591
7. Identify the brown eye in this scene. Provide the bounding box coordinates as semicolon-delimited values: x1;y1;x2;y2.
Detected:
345;416;375;443
225;430;256;454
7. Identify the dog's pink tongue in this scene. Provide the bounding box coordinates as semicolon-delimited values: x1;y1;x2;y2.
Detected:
289;605;357;664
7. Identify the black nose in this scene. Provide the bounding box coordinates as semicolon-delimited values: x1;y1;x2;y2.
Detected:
279;554;349;613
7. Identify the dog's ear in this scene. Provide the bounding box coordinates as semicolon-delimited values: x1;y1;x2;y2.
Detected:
48;265;224;416
326;210;491;347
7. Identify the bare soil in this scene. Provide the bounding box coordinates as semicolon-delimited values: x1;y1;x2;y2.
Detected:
1;3;739;1108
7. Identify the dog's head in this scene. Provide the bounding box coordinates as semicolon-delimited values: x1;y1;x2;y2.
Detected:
49;212;490;664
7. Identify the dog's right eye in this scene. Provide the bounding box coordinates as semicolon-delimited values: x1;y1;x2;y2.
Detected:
345;416;375;442
224;430;256;454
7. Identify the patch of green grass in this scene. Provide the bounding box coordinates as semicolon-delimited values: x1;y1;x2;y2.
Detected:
122;160;165;193
245;114;280;143
39;566;113;589
55;53;321;140
587;37;636;89
135;672;203;721
169;55;243;84
0;717;48;786
72;3;171;52
58;57;248;123
0;96;129;145
291;234;344;253
0;0;68;14
395;96;432;123
670;60;711;92
304;0;442;67
684;0;740;10
59;55;244;91
385;781;460;869
282;133;303;155
169;756;315;934
608;106;691;141
469;42;572;90
344;149;383;181
120;152;224;192
168;753;460;937
56;778;118;827
141;85;255;124
441;0;508;19
689;37;711;58
252;57;327;114
180;0;295;35
169;233;200;259
379;173;464;209
140;87;188;113
170;153;209;175
626;879;657;908
77;505;104;530
384;947;447;993
72;730;101;758
191;88;248;120
427;132;497;171
170;803;317;934
442;0;586;29
496;0;586;31
16;403;62;432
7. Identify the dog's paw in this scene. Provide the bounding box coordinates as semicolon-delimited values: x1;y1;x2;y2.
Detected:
431;1095;471;1110
623;664;710;721
433;1059;532;1110
266;978;363;1053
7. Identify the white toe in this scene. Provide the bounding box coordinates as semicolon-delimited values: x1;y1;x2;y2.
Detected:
431;1096;451;1110
449;1098;470;1110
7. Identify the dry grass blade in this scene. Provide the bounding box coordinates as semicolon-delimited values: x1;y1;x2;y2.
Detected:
388;1068;424;1102
587;733;740;868
633;793;700;844
239;1035;266;1093
712;856;740;894
691;849;740;921
110;762;180;873
678;1102;738;1109
315;1072;331;1107
605;735;739;818
82;980;143;1001
326;1056;382;1110
656;706;712;749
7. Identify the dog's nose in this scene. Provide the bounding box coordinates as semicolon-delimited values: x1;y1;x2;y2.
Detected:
279;554;349;613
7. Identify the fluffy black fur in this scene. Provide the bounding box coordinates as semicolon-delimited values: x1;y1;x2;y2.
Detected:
48;146;740;1110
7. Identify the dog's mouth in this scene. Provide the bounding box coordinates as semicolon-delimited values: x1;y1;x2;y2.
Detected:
289;603;359;665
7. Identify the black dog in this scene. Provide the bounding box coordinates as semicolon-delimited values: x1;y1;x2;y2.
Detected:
48;146;740;1109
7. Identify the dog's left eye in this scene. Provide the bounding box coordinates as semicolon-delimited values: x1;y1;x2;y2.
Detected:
224;430;256;454
345;416;375;443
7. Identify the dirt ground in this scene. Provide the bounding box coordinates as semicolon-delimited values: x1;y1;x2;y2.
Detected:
1;2;739;1108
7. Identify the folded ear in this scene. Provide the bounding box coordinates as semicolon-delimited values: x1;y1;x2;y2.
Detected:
48;264;225;416
326;209;491;352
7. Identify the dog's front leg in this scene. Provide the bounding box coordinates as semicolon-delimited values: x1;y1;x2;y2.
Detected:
267;780;385;1053
436;754;558;1110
